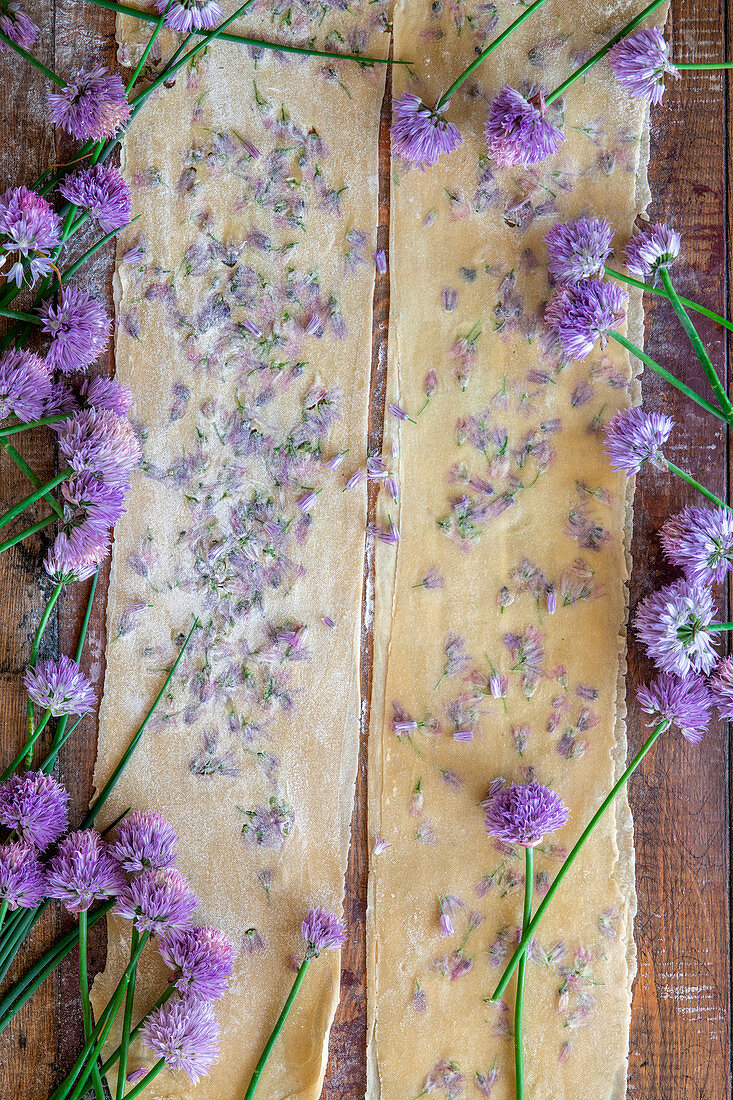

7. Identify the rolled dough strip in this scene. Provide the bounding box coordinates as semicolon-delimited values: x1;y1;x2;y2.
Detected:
91;7;388;1096
367;1;663;1097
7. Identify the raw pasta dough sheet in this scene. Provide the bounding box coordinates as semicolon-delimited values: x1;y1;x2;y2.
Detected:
367;1;661;1097
91;4;388;1096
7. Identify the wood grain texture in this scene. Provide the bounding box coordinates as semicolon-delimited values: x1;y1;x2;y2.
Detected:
0;0;730;1096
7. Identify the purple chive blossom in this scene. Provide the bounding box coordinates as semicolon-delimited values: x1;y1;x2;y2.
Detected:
476;1064;500;1097
484;780;569;847
301;907;346;958
438;895;462;938
243;318;262;338
158;925;235;1001
115;867;199;934
0;2;39;50
373;836;390;854
110;811;178;873
546;279;628;360
391;93;463;168
424;1061;465;1097
388;402;414;423
46;829;126;913
156;0;222;31
0;185;61;287
321;615;336;628
323;451;346;472
122;244;145;264
634;578;718;676
637;671;712;744
0;771;69;851
25;655;95;717
304;312;323;337
545;218;614;284
603;406;673;475
296;490;319;513
624;222;681;278
141;997;220;1083
59;164;132;234
709;657;733;721
609;27;680;105
44;380;78;418
44;540;106;584
47;66;131;142
79;376;134;416
344;468;364;490
660;506;733;585
485;86;564;167
366;456;388;480
38;287;109;374
0;842;46;910
57;474;124;560
374;250;387;274
0;348;51;423
58;407;141;488
547;585;557;614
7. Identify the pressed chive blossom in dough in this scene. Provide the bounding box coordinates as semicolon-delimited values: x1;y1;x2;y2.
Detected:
158;926;236;1001
485;86;564;168
58;407;142;488
58;164;132;234
0;185;61;287
660;506;733;585
0;2;39;50
391;93;463;168
25;655;96;717
634;579;718;677
603;407;673;475
156;0;223;32
637;672;712;744
38;287;110;375
609;27;680;105
483;780;569;847
624;222;681;278
110;810;178;873
0;771;69;850
141;997;220;1082
709;657;733;722
114;867;199;933
47;66;131;142
46;829;126;913
301;907;347;957
0;348;51;423
545;217;614;284
545;278;628;360
0;842;46;909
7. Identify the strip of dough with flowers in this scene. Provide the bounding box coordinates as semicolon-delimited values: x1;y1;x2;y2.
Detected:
91;3;389;1096
367;0;663;1096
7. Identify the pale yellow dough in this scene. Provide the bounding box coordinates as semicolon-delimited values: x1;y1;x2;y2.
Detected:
367;2;663;1098
91;6;387;1096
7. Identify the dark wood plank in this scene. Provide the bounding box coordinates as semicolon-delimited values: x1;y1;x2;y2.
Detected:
627;0;731;1096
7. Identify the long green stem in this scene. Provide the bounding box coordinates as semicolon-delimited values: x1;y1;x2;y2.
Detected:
99;983;175;1075
0;29;65;84
604;268;733;333
676;61;733;69
659;267;733;416
491;719;668;1002
126;1;171;93
79;912;105;1100
544;0;667;106
0;469;70;532
1;443;65;519
514;847;533;1100
665;459;730;510
0;514;56;554
84;0;405;64
0;307;41;324
122;1060;165;1099
0;902;113;1033
116;928;140;1100
81;616;198;827
0;902;8;936
435;0;549;109
46;571;99;766
38;716;83;775
709;622;733;631
24;581;63;764
243;958;311;1100
0;415;67;438
608;330;729;424
1;711;51;780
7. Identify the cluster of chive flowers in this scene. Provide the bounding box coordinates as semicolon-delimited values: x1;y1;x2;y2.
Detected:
542;214;680;361
392;24;682;172
0;788;233;1082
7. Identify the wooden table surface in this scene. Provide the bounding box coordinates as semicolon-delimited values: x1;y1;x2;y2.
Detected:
0;0;730;1095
